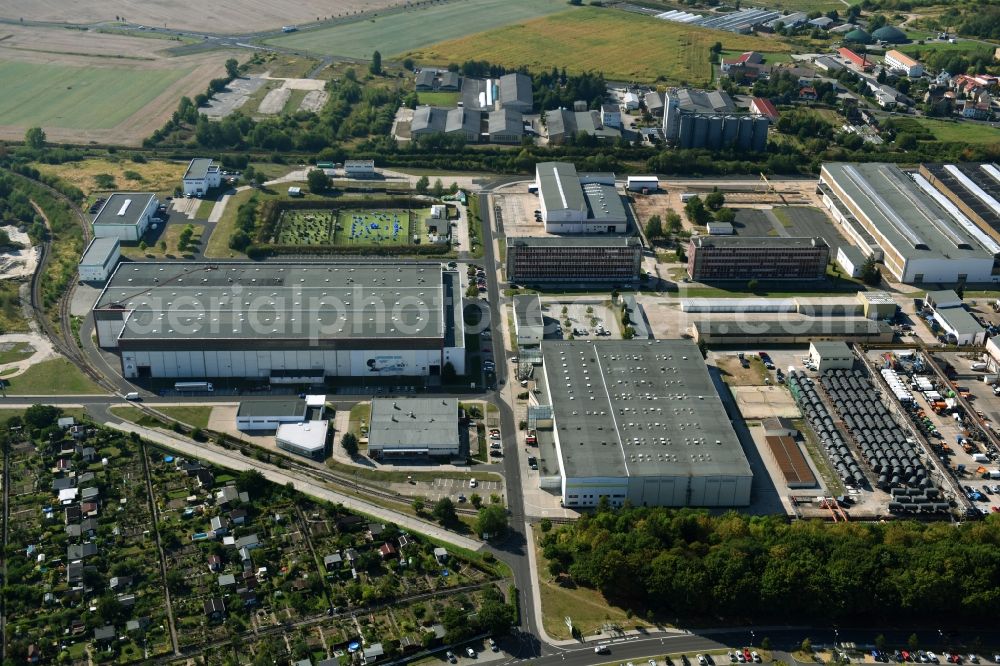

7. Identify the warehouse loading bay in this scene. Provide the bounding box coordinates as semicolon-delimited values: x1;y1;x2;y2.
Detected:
711;345;995;520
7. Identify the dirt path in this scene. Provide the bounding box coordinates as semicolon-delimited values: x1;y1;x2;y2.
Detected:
0;332;59;378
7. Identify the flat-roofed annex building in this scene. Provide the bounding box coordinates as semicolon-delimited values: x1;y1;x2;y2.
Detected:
367;397;459;459
92;193;158;242
506;236;642;284
93;263;465;380
820;162;1000;284
534;162;627;233
513;295;544;346
182;158;222;196
541;339;753;508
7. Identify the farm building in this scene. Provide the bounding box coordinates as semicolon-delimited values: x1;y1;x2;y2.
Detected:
78;237;121;283
367;398;459;459
344;160;375;178
749;97;780;122
182;158;222;196
809;341;854;371
819;163;1000;284
506;236;642;284
93;263;466;380
600;103;622;129
92;193;158;242
541;339;753;508
534;162;627;233
498;73;533;113
410;106;480;143
513;295;544;347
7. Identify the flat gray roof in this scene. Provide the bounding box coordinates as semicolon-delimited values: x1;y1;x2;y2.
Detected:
822;162;995;262
542;339;751;480
537;162;587;215
514;294;543;330
926;289;961;306
368;398;458;450
93;193;156;227
671;88;736;114
696;318;892;336
184;158;215;181
811;340;852;356
95;263;446;342
237;399;305;418
582;182;627;222
507;235;640;248
936;306;984;335
80;237;119;266
693;236;827;249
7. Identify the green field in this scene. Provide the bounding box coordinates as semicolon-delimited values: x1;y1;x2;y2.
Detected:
275;208;431;246
406;7;790;83
894;116;1000;144
0;61;191;129
4;358;102;395
264;0;570;58
416;91;461;106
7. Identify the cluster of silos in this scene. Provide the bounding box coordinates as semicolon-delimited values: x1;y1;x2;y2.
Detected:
819;368;932;492
788;370;866;488
887;486;949;514
677;113;768;151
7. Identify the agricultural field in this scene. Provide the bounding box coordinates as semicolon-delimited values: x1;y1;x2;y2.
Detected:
32;158;188;196
0;25;236;145
265;0;570;58
275;208;430;246
889;116;1000;144
405;7;790;84
0;0;407;34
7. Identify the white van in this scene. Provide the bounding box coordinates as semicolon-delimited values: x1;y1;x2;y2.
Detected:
124;392;141;401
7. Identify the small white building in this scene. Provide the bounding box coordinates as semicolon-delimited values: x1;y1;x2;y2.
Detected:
706;221;734;235
78;237;121;283
92;193;158;242
836;244;866;279
276;420;329;460
932;305;986;345
809;341;854;372
344;160;375;178
626;176;659;192
513;294;544;347
430;204;446;219
622;92;640;110
287;186;302;197
182;158;222;196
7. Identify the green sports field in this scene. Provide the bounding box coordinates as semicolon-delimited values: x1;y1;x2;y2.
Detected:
264;0;569;58
275;208;435;246
0;61;191;129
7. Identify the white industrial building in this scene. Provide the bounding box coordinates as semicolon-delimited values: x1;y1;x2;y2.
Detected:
78;237;121;283
541;339;753;508
93;263;466;380
883;50;924;77
236;399;309;431
513;295;544;347
92;193;158;242
534;162;628;233
925;290;986;345
276;420;329;460
367;397;459;459
820;163;1000;284
626;176;659;192
182;158;222;196
809;341;854;371
344;160;375;178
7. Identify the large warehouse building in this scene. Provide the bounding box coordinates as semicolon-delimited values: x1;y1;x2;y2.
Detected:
662;88;769;151
93;263;465;380
687;236;829;281
534;162;628;233
506;236;642;284
541;339;753;508
367;397;460;459
820;162;1000;284
918;163;1000;247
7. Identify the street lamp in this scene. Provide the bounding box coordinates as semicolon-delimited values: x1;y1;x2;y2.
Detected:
751;630;756;647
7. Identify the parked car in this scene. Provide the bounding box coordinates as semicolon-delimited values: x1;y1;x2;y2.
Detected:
698;655;707;666
469;478;477;488
446;651;457;663
489;638;498;652
752;652;761;663
466;647;476;658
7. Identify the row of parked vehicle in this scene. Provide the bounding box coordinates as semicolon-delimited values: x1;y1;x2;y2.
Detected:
878;650;988;664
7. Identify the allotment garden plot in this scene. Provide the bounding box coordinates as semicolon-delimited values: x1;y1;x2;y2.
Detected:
275;208;432;246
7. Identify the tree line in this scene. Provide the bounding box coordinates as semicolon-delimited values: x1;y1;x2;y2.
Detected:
540;505;1000;625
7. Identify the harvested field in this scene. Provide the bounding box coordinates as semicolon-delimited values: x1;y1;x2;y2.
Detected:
257;87;292;115
0;0;408;34
0;25;236;145
266;0;569;58
405;7;790;83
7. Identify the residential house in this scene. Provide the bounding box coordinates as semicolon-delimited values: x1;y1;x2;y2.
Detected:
799;86;818;100
324;552;343;571
210;515;229;536
208;554;223;572
433;547;449;564
230;508;248;525
362;643;385;664
379;542;398;560
219;573;237;590
93;625;115;645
